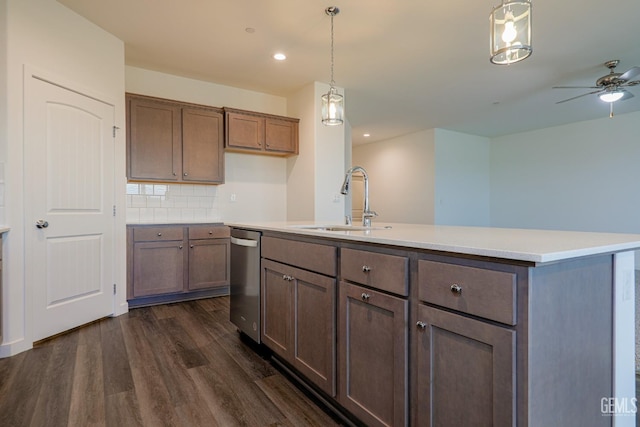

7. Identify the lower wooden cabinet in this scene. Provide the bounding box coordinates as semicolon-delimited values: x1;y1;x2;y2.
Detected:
415;304;516;427
132;240;185;297
338;281;408;427
262;258;336;396
127;224;230;306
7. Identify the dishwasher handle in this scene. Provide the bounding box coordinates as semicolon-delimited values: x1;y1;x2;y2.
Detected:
231;236;259;248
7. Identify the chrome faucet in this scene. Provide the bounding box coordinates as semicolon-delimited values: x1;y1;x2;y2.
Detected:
340;166;378;227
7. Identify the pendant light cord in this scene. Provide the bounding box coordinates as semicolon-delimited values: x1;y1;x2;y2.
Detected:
330;10;335;87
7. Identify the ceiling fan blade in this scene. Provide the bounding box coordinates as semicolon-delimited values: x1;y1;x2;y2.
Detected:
619;66;640;82
553;86;600;89
555;89;603;104
620;90;635;101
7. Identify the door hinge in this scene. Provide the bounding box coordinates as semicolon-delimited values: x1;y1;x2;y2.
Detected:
113;205;116;216
113;284;117;295
112;126;120;138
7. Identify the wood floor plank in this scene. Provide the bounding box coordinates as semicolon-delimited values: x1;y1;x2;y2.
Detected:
120;315;182;427
30;330;79;426
105;390;144;427
158;317;209;369
68;322;106;427
256;374;342;427
0;345;53;426
100;317;135;396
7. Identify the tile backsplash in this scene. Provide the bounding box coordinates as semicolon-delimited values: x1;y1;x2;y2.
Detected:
126;183;221;223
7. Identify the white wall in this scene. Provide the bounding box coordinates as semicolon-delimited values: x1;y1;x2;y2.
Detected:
490;111;640;233
125;66;289;222
286;82;347;223
1;0;126;356
434;129;490;226
353;129;436;224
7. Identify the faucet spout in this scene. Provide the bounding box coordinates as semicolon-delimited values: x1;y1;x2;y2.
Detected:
341;166;378;227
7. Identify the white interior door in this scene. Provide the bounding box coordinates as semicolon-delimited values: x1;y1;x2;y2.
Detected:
25;75;115;341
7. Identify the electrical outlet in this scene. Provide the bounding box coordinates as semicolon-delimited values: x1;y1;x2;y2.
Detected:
230;193;237;203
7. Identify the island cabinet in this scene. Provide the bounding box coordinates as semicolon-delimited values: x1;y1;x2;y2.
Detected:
126;93;224;184
224;108;299;156
338;247;409;427
127;224;230;307
261;236;337;396
415;259;517;427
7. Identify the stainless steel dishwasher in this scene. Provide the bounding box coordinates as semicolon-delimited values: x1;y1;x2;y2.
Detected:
229;228;262;343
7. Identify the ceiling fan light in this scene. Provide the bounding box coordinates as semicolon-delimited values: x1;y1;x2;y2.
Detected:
490;0;532;65
599;91;624;103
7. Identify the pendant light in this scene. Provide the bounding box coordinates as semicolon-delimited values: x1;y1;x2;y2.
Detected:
490;0;532;65
321;6;344;126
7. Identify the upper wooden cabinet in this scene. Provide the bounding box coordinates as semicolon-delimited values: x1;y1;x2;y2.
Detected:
126;93;224;184
224;108;299;156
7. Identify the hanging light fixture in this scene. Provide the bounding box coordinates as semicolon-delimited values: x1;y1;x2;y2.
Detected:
321;6;344;126
490;0;532;65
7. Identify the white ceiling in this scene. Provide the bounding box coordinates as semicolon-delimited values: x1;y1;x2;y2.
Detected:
58;0;640;145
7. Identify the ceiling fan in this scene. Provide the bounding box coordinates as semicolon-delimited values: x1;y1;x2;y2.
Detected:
554;60;640;117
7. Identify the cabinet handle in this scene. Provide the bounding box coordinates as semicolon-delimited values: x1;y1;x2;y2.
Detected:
362;265;371;272
179;245;183;249
183;172;188;177
208;231;213;235
416;321;427;330
282;274;294;281
157;232;162;236
450;284;462;294
190;245;194;249
361;293;370;301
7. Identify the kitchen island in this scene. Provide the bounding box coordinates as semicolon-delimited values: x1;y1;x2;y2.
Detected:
226;221;638;427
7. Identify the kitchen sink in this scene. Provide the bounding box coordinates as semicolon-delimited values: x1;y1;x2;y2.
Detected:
289;225;392;232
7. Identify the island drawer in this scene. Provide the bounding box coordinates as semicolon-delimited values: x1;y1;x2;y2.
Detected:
188;225;230;240
262;236;337;276
341;248;408;296
418;260;516;325
133;226;184;242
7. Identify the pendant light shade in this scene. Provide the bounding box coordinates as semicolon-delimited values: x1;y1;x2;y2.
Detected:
490;0;532;65
321;6;344;126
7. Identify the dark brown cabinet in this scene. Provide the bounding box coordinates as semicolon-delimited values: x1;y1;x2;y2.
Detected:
127;224;230;307
225;108;299;156
261;237;337;396
338;282;408;427
415;305;515;427
127;94;224;184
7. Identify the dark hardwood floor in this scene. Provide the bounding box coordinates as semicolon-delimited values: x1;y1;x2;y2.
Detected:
0;297;342;427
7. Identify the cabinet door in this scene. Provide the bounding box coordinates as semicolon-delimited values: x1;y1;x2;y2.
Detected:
415;304;516;427
226;112;265;151
265;117;298;154
188;239;230;291
128;96;181;181
182;107;224;183
261;259;293;358
339;282;408;427
132;241;185;297
292;266;336;396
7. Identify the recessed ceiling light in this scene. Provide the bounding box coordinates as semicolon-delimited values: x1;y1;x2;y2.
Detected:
273;53;286;61
245;27;255;34
363;133;370;137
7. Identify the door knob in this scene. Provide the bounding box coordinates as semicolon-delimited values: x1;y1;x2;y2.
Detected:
35;219;49;229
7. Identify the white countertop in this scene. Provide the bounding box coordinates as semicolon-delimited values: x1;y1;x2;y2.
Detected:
0;226;9;234
225;221;640;263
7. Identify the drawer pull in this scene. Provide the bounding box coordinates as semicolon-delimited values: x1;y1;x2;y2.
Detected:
190;245;194;249
362;265;371;272
450;284;462;294
208;231;213;235
361;293;371;301
282;275;294;281
179;245;183;249
416;321;427;330
157;232;162;237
